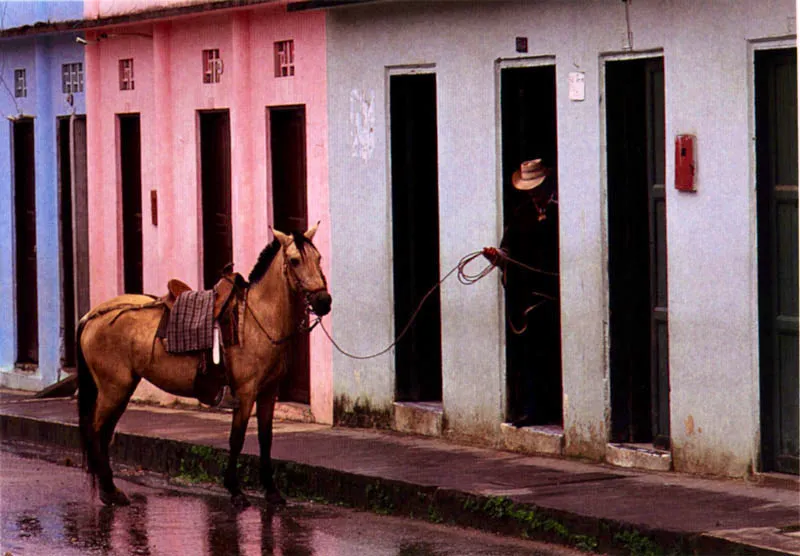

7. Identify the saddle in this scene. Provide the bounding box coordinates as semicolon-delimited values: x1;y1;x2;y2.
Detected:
156;267;249;406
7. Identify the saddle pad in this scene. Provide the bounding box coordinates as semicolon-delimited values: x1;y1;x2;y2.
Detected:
166;290;216;354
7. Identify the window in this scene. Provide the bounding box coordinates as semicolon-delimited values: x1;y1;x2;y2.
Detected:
202;49;223;83
274;40;295;77
14;69;26;98
62;63;84;94
119;58;134;91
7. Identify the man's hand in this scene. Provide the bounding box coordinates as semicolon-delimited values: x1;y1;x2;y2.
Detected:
482;247;507;268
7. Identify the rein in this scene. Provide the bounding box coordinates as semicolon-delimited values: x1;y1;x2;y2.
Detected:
318;249;556;360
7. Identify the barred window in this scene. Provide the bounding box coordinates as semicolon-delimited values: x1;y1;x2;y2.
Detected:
62;62;84;94
14;69;26;98
202;49;223;84
274;40;294;78
119;58;134;91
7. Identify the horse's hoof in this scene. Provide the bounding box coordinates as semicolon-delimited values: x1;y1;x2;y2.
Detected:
266;491;286;507
231;493;251;509
100;488;130;506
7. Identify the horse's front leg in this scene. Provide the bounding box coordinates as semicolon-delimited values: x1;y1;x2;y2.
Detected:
224;391;255;508
256;383;285;506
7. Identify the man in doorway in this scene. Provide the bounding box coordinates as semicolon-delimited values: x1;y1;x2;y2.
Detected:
485;159;561;428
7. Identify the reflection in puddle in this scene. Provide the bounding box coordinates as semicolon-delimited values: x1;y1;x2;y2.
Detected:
11;492;317;556
6;489;538;556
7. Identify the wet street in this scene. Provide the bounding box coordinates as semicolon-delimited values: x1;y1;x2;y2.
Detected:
1;446;588;556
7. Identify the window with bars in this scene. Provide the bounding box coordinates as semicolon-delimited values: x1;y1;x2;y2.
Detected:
62;63;84;94
274;40;295;77
14;69;26;98
202;49;223;83
119;58;134;91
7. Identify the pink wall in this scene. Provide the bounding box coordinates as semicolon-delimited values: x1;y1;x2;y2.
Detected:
85;5;333;423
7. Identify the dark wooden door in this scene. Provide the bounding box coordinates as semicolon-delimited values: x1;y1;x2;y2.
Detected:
58;116;89;370
58;118;77;369
756;48;798;475
13;118;38;365
390;74;442;403
270;106;309;404
200;111;233;290
71;117;90;322
500;66;561;424
606;58;668;446
119;114;143;294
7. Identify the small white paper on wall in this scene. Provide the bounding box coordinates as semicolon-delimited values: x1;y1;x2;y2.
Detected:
568;72;585;102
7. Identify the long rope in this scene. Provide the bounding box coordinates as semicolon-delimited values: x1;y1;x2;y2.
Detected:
318;249;556;360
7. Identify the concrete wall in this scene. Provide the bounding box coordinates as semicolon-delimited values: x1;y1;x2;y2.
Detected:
85;5;332;421
326;0;796;475
0;30;86;390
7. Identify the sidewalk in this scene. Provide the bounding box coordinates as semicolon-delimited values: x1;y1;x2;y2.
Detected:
1;389;798;555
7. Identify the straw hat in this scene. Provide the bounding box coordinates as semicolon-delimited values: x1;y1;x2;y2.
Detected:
511;159;549;191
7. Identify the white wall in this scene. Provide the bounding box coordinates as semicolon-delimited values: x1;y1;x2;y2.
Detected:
327;0;795;475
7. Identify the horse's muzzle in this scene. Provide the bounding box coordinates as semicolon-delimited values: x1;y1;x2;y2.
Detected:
309;291;332;316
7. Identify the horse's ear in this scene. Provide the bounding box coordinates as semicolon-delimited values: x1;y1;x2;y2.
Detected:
304;221;320;242
272;227;292;247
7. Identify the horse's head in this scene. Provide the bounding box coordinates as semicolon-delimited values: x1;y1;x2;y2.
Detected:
273;223;331;316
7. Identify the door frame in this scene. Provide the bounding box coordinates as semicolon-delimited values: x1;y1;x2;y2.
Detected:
599;49;665;443
493;55;557;419
749;37;798;472
385;64;443;402
266;103;311;403
115;113;144;294
265;104;308;232
196;109;233;290
11;116;38;368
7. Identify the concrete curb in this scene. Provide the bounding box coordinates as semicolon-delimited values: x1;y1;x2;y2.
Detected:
0;413;790;556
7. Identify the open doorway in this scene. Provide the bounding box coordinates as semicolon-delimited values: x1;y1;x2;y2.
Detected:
118;114;143;295
13;117;38;367
390;73;442;403
500;64;561;426
199;110;233;290
605;57;669;447
269;105;310;404
756;48;798;475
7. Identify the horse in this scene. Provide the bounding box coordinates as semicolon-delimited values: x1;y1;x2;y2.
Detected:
76;225;331;507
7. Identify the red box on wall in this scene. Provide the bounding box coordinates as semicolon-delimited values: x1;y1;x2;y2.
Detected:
675;134;696;192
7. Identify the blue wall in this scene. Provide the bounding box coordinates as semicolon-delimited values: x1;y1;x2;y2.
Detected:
1;19;86;388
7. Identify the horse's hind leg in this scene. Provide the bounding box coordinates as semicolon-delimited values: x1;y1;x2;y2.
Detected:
92;377;140;506
256;383;285;506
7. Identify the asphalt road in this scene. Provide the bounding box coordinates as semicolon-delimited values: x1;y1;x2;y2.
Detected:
0;444;591;556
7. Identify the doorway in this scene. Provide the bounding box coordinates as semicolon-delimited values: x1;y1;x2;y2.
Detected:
756;48;798;475
57;117;88;370
605;57;668;447
269;106;309;404
390;73;442;403
199;110;233;290
13;117;38;366
118;114;143;295
500;65;561;425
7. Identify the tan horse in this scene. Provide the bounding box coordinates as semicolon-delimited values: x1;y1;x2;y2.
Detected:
77;226;331;507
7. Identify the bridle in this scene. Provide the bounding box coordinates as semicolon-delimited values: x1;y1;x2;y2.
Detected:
243;242;328;346
282;243;328;311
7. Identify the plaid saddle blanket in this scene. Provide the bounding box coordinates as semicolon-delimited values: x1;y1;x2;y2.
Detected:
166;290;216;354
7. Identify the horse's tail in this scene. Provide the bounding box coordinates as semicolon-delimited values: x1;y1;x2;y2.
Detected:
76;316;98;489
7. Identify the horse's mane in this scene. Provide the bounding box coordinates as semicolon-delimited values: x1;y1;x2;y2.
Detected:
248;232;314;284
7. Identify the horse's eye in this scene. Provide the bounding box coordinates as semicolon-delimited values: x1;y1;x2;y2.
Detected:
290;258;301;267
